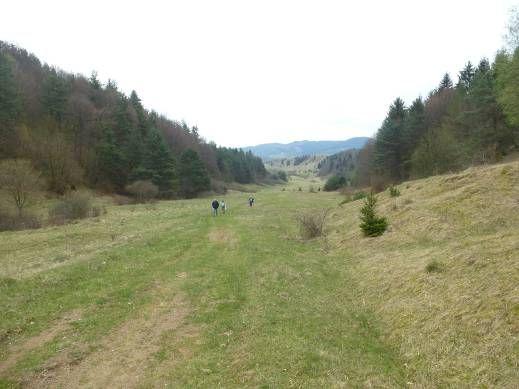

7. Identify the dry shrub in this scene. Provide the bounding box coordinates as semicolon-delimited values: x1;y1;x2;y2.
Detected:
111;194;133;205
296;208;330;240
210;179;228;195
0;208;41;231
49;191;100;224
125;180;159;203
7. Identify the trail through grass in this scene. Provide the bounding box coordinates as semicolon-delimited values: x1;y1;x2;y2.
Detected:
0;188;405;387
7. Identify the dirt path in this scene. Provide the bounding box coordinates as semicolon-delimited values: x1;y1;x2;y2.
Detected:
26;293;193;388
0;310;82;375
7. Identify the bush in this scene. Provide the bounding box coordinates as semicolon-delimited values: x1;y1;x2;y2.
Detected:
389;185;401;197
352;191;367;201
111;194;133;205
126;180;159;203
0;208;41;231
210;179;228;195
296;209;330;240
277;171;288;182
323;175;346;191
0;159;43;216
49;192;98;224
359;192;388;237
425;260;444;273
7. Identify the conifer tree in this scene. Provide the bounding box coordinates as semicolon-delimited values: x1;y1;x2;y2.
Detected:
401;97;426;176
0;52;20;156
457;62;475;90
42;70;68;125
374;98;407;180
359;192;388;237
132;129;176;192
438;73;453;90
179;149;210;198
97;129;127;190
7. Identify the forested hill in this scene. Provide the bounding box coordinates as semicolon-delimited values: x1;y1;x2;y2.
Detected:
354;54;519;189
243;137;369;160
0;41;266;197
317;148;359;178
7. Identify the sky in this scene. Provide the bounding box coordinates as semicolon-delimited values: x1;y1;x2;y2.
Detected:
1;1;517;147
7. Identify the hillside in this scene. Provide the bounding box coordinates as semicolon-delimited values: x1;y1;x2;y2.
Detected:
1;161;518;387
243;137;369;160
264;155;324;177
317;148;359;177
0;41;266;199
328;161;519;386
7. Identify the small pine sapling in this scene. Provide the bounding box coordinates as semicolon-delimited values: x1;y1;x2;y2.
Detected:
359;191;388;237
389;185;400;197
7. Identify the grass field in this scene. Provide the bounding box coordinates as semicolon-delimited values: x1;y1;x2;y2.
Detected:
1;162;518;388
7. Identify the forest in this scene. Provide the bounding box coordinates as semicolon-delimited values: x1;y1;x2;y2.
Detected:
354;46;519;188
0;41;266;198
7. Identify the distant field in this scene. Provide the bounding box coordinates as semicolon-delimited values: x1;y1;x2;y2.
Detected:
1;162;518;387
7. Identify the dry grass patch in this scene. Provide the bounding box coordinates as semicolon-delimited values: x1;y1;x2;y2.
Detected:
29;292;193;388
0;310;82;376
208;228;239;248
328;161;519;387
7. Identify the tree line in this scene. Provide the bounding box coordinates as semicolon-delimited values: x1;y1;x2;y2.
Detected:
0;41;266;198
354;13;519;188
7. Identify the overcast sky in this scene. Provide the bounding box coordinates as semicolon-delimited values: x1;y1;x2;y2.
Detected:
1;1;517;147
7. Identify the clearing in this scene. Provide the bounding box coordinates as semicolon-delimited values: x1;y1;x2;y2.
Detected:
1;161;518;387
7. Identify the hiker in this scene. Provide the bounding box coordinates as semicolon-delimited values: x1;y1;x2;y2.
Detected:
211;199;219;216
248;195;255;207
221;200;227;214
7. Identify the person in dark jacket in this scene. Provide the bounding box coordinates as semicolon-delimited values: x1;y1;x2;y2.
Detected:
211;199;219;216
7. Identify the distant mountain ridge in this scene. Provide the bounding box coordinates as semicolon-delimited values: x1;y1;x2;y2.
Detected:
243;137;370;160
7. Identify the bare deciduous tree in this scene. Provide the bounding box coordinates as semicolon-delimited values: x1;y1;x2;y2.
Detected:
0;159;42;216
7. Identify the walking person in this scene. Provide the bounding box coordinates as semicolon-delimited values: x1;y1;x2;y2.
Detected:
221;200;227;215
211;199;219;216
248;195;255;207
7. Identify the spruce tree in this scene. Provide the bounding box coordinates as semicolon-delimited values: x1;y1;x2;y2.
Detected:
374;98;407;180
97;128;127;190
457;62;475;90
132;129;176;192
42;70;68;125
179;149;210;198
438;73;453;90
0;52;20;157
359;192;388;237
401;97;426;176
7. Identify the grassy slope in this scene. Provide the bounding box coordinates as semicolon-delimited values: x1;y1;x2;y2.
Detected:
329;161;519;387
0;161;518;387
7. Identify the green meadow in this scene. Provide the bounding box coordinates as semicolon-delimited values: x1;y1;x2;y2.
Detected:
1;161;519;387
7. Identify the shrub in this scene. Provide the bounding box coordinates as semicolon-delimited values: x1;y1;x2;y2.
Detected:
126;180;159;203
0;208;41;231
112;194;133;205
323;175;346;191
425;260;444;273
352;191;367;201
359;192;388;237
339;197;351;206
210;179;228;195
389;185;401;197
49;192;98;224
0;159;43;216
277;171;288;182
296;209;330;239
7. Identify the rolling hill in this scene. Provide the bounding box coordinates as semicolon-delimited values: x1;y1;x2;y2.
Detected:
243;137;369;160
